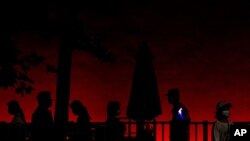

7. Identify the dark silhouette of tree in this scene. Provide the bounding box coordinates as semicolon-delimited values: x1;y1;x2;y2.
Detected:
0;36;44;95
52;4;115;141
0;1;48;95
0;1;115;141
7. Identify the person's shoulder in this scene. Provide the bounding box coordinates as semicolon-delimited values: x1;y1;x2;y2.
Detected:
46;109;52;114
32;107;51;118
229;120;233;124
179;103;189;112
214;120;230;127
214;120;220;125
12;116;25;125
32;108;39;117
37;107;51;114
213;120;221;128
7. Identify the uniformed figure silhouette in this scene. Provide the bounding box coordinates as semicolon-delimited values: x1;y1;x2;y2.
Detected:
166;88;191;141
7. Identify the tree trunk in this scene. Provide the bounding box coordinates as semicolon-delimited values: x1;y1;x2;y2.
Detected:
54;38;73;141
54;3;76;140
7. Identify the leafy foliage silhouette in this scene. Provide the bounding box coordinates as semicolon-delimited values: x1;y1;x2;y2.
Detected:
0;37;44;95
0;2;115;141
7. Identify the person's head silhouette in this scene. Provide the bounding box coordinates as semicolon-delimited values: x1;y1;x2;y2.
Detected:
8;100;22;116
215;101;232;120
166;88;180;105
107;101;120;118
7;100;26;123
70;100;90;119
37;91;52;108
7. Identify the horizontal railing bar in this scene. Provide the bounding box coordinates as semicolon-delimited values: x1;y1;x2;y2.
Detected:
1;121;250;125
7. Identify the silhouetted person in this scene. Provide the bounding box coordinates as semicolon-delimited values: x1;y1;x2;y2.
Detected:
6;100;26;141
0;121;8;141
212;101;233;141
31;91;54;141
70;100;92;141
105;101;126;141
166;88;191;141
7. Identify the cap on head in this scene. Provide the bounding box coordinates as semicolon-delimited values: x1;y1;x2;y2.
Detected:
165;88;180;104
165;88;180;98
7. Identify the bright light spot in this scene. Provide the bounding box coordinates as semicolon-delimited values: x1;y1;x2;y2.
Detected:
178;108;183;115
66;136;70;140
178;108;184;120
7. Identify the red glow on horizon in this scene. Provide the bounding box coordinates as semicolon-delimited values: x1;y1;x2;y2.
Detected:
1;29;250;141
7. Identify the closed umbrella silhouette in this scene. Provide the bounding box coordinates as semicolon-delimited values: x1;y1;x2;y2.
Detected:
127;42;162;140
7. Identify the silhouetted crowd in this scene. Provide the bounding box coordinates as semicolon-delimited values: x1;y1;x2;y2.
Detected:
2;91;127;141
1;89;233;141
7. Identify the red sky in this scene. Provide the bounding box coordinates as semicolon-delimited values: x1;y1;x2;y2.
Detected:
1;1;250;127
1;28;250;124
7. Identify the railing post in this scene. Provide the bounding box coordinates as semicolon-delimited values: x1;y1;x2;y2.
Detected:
162;122;164;141
195;123;198;141
128;119;131;138
203;121;208;141
153;119;157;141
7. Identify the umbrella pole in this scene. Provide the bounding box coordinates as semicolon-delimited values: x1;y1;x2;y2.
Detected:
136;119;144;141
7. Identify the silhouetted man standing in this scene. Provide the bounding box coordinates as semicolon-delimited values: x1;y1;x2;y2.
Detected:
106;101;126;141
166;88;191;141
31;91;54;141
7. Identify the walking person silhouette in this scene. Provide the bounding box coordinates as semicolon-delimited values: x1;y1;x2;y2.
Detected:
70;100;92;141
105;101;126;141
212;101;233;141
6;100;26;141
31;91;54;141
166;88;191;141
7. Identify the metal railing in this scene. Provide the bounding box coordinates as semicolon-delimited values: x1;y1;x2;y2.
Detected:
1;120;250;141
118;120;250;141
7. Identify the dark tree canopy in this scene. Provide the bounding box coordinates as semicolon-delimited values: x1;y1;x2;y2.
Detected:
0;37;44;95
0;1;115;95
